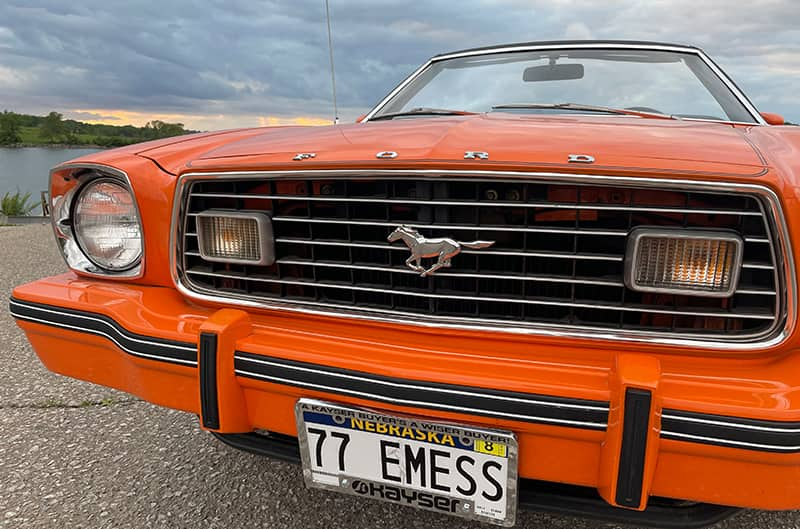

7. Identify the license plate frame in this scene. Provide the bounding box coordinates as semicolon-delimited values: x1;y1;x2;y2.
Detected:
295;398;518;526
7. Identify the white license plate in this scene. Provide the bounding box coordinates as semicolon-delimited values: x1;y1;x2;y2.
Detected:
295;399;518;526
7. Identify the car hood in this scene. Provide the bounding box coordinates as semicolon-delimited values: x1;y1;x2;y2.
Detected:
138;114;767;178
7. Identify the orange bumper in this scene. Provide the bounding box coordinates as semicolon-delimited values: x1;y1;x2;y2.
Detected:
11;273;800;512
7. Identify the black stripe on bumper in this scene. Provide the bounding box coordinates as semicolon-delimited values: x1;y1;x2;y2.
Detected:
9;297;197;367
662;409;800;453
14;298;800;453
234;351;610;430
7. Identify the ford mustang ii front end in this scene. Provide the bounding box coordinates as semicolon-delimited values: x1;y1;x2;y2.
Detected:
11;41;800;527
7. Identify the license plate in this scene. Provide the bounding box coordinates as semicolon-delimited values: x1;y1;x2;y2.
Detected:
295;399;518;526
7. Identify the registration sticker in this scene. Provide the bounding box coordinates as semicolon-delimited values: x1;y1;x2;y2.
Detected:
295;399;518;526
474;439;507;457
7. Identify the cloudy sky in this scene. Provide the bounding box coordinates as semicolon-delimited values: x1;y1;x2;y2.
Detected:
1;0;798;130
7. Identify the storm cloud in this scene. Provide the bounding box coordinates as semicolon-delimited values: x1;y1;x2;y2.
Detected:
1;0;798;128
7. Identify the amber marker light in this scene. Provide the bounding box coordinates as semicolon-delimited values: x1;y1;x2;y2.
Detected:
624;228;744;297
196;210;275;266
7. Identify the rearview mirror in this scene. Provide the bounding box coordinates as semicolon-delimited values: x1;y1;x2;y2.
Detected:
760;112;785;126
523;63;584;82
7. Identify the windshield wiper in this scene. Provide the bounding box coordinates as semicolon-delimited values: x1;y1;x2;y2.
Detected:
491;103;677;120
369;107;477;121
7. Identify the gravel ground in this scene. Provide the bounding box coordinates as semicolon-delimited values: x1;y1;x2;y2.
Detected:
1;224;798;529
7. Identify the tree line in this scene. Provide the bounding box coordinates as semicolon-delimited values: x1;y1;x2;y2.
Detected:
0;110;195;147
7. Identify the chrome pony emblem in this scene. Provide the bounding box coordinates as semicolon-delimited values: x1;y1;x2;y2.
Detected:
387;226;495;277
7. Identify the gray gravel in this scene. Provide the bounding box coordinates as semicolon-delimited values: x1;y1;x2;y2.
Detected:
0;224;797;528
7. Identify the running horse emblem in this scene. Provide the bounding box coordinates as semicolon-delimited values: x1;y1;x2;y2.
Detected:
387;226;495;277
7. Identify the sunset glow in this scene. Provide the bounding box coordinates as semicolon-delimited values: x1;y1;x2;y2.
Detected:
68;109;332;130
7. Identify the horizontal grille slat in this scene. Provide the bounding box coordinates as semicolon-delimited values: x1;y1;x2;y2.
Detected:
274;237;624;261
274;258;626;286
178;175;783;342
742;262;775;270
271;216;630;237
183;269;774;320
187;192;761;216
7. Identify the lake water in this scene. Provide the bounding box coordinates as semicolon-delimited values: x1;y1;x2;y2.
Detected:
0;147;102;214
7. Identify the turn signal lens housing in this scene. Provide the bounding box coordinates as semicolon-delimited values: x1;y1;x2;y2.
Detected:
625;229;743;297
196;210;274;266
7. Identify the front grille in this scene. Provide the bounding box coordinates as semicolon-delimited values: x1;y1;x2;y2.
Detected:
177;174;784;342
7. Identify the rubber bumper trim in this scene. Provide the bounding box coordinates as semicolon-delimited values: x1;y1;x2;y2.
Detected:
234;351;610;430
662;408;800;453
199;333;220;429
8;297;197;367
615;388;652;508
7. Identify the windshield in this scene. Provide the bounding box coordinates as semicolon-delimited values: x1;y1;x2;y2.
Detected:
371;48;757;123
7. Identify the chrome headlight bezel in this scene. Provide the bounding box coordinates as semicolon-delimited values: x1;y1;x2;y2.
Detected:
72;178;143;272
50;164;144;279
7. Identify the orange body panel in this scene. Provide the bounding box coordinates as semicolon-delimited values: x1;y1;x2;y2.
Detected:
14;106;800;516
12;269;800;510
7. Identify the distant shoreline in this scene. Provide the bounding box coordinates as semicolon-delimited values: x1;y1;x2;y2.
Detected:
1;143;107;150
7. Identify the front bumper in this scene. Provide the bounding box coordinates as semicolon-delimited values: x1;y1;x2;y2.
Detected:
11;274;800;514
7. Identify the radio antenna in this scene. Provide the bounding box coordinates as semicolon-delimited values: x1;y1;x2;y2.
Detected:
324;0;339;125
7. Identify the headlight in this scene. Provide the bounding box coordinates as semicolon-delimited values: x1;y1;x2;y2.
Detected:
625;228;743;297
73;179;143;271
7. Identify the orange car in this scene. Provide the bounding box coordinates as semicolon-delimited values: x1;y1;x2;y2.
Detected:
11;41;800;527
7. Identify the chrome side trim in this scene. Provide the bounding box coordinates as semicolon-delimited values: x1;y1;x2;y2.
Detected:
170;169;795;351
240;354;608;411
235;352;609;429
662;413;800;433
362;43;766;126
660;430;800;452
661;408;800;453
9;298;197;367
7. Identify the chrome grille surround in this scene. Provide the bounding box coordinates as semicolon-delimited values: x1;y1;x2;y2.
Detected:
170;170;795;350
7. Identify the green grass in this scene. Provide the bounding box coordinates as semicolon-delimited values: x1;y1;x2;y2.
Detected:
0;190;38;216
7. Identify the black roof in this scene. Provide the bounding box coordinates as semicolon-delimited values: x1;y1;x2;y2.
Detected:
434;40;701;58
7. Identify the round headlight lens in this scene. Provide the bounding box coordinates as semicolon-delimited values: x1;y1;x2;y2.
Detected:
73;180;142;271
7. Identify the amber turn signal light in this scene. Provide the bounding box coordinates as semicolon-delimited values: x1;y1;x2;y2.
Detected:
196;210;275;266
624;228;743;297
